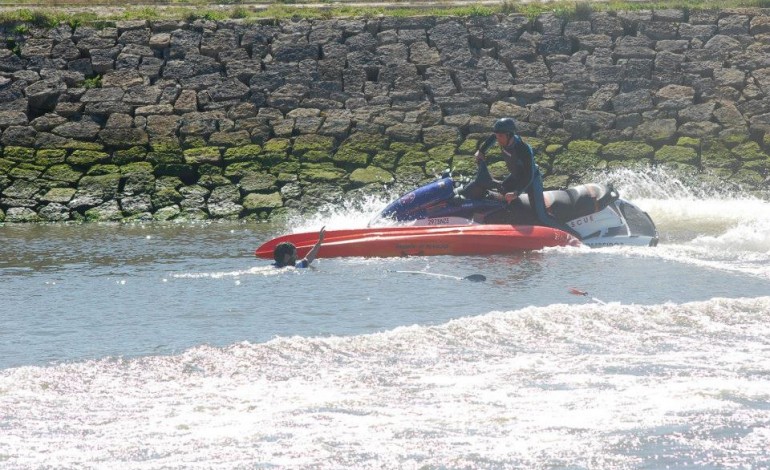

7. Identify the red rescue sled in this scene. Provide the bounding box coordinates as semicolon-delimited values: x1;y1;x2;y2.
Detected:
255;224;580;260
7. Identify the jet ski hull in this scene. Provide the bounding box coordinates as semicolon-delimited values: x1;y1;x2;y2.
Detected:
255;224;580;260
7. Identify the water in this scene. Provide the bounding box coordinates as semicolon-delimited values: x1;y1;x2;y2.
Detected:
1;168;769;469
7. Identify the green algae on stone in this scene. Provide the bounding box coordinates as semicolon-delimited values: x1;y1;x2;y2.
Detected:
299;162;346;183
224;161;262;179
243;192;283;210
41;187;77;204
112;146;148;165
601;141;654;161
224;144;263;163
349;166;394;186
553;139;603;175
183;146;222;165
332;145;368;166
2;146;35;163
654;145;699;165
68;149;110;166
732;141;768;162
371;150;399;171
86;164;121;176
291;134;335;156
42;164;83;184
701;141;737;170
34;149;67;166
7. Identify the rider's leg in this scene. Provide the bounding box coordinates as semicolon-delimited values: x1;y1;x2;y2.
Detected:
527;172;582;239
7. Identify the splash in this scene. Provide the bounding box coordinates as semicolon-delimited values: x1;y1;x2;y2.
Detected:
287;193;395;232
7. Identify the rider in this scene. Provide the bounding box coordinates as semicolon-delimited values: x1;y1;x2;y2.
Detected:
474;118;580;238
273;226;326;268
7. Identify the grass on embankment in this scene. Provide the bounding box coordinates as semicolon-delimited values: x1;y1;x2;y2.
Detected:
2;0;770;28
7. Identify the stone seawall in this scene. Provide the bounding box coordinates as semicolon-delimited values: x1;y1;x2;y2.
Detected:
1;9;770;222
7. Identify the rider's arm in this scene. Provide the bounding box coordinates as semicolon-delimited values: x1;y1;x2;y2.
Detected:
475;134;497;163
516;136;537;193
299;226;326;267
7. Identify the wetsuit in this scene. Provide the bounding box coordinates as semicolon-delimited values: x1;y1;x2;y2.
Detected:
484;134;581;238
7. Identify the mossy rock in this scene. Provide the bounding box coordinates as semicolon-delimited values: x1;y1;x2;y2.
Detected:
0;208;4;222
184;147;222;165
743;157;770;174
243;192;283;210
239;172;278;192
10;164;44;180
261;138;292;164
601;141;654;161
721;129;749;147
458;138;480;155
147;151;184;165
526;137;546;154
676;137;700;148
151;139;183;153
68;150;110;167
341;132;389;153
371;150;399;171
425;160;452;176
153;205;181;221
292;134;335;156
198;174;231;188
151;187;184;208
302;150;334;163
3;146;35;163
332;146;368;166
153;163;196;182
390;141;425;155
87;164;121;176
543;174;570;190
732;141;768;161
198;164;223;176
120;162;154;176
43;164;83;184
78;173;121;197
654;145;698;165
270;161;300;178
545;144;563;155
224;161;262;179
395;165;426;181
452;155;477;176
224;144;263;163
427;144;456;164
60;140;104;151
113;147;147;165
34;149;67;166
349;166;394;186
299;163;346;183
552;139;604;175
731;168;766;186
399;150;430;166
488;161;508;179
84;201;123;222
0;158;15;173
5;207;40;223
183;136;208;148
41;187;76;204
701;141;736;169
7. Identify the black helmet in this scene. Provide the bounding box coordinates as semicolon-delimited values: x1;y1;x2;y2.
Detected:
493;117;517;135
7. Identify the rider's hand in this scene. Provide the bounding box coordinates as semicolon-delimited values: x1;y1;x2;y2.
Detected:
318;226;326;242
474;150;485;163
504;192;519;204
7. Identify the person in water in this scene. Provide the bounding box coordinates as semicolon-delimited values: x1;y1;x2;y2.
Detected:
474;118;580;238
273;226;326;268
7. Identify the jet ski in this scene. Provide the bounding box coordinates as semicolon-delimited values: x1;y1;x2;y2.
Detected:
255;165;657;261
368;165;659;248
